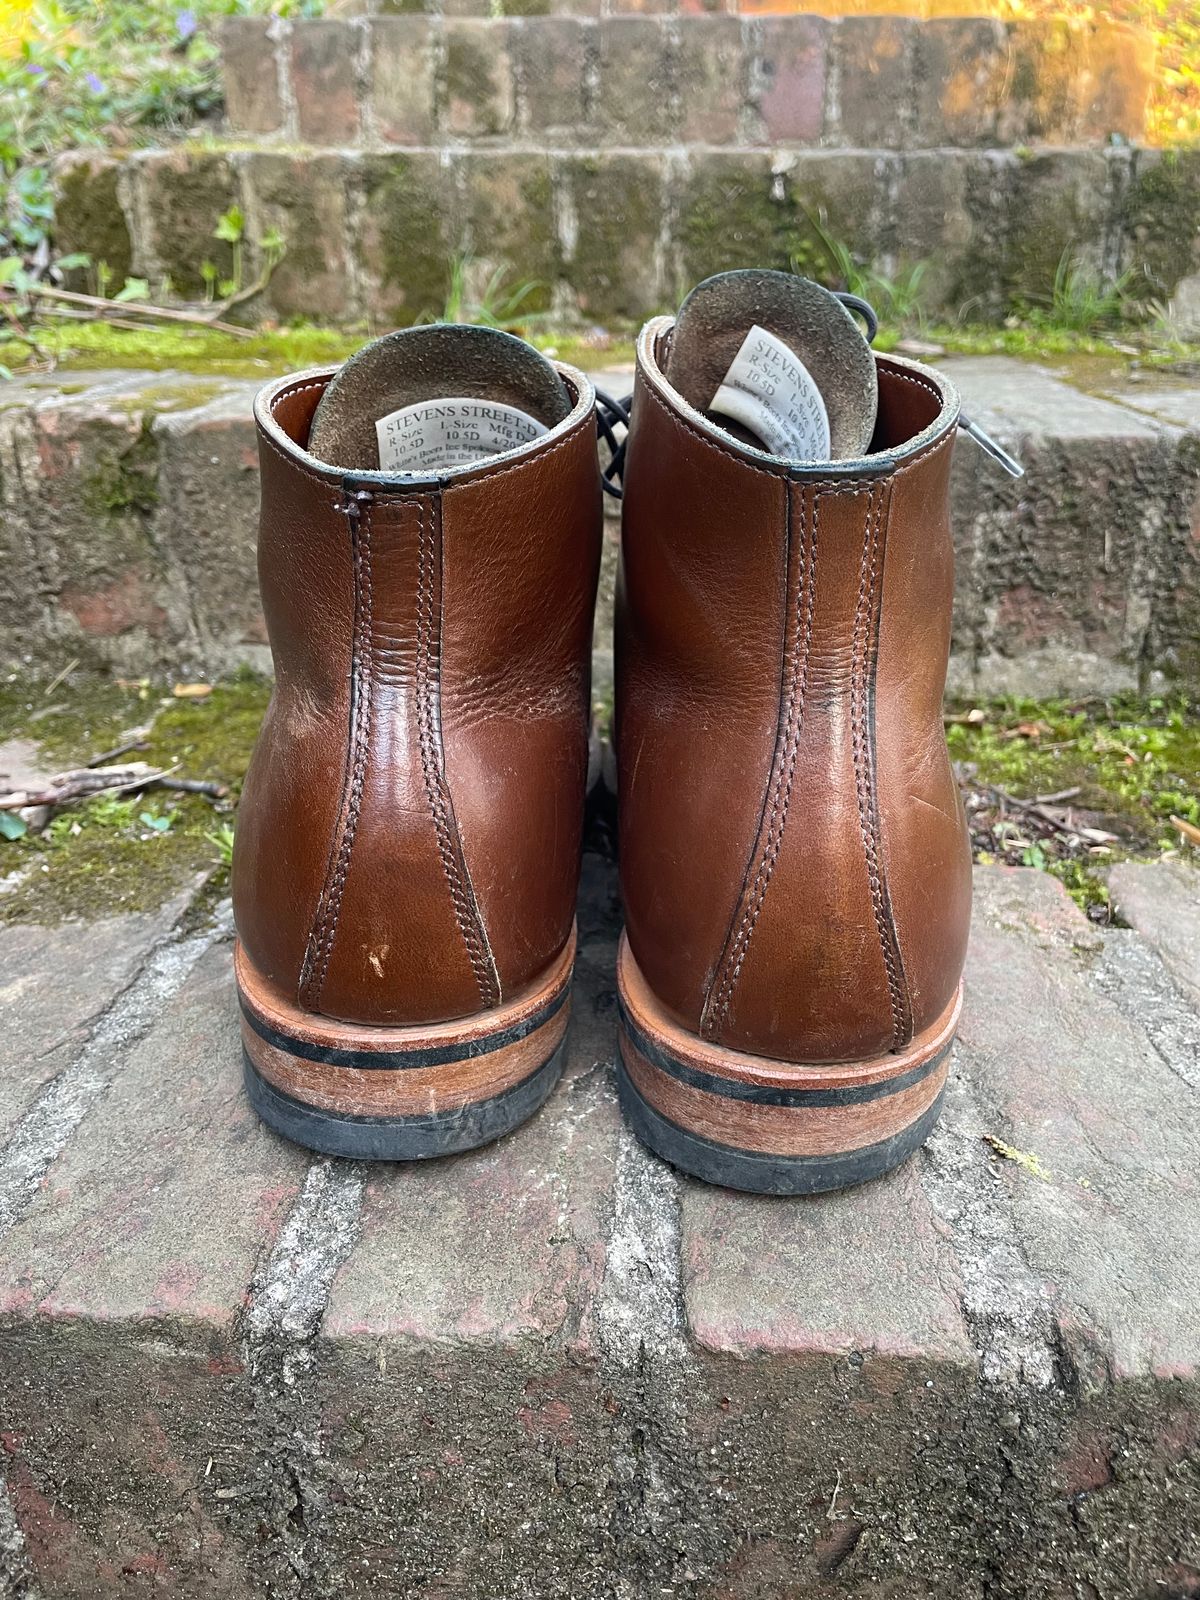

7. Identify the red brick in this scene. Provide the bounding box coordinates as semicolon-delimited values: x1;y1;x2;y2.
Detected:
290;19;361;145
832;15;914;149
444;18;515;137
218;17;283;136
757;15;827;144
678;16;745;145
515;16;589;134
369;16;435;145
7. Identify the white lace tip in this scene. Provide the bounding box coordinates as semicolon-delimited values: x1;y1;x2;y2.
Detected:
960;414;1025;478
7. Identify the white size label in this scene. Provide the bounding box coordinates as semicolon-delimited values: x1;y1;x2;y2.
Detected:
709;324;831;461
375;397;547;473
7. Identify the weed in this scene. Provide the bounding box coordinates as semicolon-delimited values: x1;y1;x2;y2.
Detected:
792;214;930;329
1021;253;1139;334
433;256;551;333
948;693;1199;916
206;822;235;865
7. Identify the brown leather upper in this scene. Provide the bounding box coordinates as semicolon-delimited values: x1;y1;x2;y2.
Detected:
616;323;972;1065
233;364;602;1027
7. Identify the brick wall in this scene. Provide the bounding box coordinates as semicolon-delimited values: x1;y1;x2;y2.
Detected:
219;13;1155;150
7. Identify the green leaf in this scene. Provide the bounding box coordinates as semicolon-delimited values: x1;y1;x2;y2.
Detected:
54;251;90;272
206;825;235;867
114;276;150;303
0;812;27;841
139;812;171;833
213;205;244;245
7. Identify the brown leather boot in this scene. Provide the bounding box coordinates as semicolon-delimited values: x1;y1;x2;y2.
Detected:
615;271;974;1193
233;326;601;1158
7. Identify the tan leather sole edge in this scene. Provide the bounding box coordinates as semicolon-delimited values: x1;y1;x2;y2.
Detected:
616;933;959;1194
236;928;575;1160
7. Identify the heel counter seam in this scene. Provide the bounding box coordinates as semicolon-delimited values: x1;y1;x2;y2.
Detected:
298;495;375;1012
852;480;913;1050
700;480;819;1038
414;497;503;1010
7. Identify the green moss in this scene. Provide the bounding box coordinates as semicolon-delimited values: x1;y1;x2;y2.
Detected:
1121;149;1200;303
53;157;133;291
1005;154;1109;307
568;156;666;328
445;32;507;134
0;319;635;384
362;155;454;327
677;156;792;292
141;152;238;300
81;420;159;519
0;669;269;924
463;158;561;317
948;693;1200;915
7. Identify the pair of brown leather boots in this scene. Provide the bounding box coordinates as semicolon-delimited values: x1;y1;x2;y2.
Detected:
232;269;973;1195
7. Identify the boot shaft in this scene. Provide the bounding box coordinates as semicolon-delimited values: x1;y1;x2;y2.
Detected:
617;316;972;1064
234;359;603;1029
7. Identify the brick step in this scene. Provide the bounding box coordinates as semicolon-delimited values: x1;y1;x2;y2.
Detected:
1;358;1196;692
217;14;1155;151
0;850;1198;1596
54;141;1200;330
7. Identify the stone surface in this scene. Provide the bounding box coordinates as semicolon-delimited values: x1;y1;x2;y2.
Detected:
0;941;307;1328
681;1151;972;1362
833;15;914;148
940;355;1200;692
597;17;675;143
676;15;745;145
961;868;1200;1384
0;371;261;674
514;15;590;135
322;899;619;1349
2;855;1200;1595
0;893;198;1138
1109;858;1200;1008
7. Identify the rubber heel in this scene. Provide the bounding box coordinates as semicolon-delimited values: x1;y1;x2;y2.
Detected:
616;934;958;1195
237;930;574;1161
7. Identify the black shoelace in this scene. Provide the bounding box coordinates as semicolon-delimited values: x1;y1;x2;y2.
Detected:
593;289;1021;498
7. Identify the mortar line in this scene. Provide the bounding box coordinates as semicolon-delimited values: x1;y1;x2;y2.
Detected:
237;1155;367;1589
0;902;232;1241
0;1474;37;1600
1087;927;1200;1094
920;1058;1063;1392
597;1116;692;1596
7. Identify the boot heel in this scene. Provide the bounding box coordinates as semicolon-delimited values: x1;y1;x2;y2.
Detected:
616;936;958;1195
236;931;574;1160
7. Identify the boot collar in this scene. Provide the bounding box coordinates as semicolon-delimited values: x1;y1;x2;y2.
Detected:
254;359;597;493
635;316;960;482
